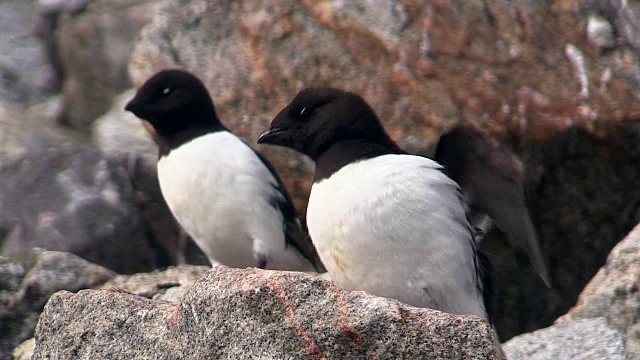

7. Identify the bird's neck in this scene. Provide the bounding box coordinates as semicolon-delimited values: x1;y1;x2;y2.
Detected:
313;139;405;182
157;120;226;157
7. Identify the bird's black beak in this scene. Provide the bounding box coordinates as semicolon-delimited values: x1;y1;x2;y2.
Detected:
257;127;286;145
124;98;140;113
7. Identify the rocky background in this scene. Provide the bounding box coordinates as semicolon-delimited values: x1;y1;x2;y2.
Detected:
0;0;639;358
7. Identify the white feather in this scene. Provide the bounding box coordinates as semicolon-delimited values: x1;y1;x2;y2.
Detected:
157;131;315;271
307;154;485;318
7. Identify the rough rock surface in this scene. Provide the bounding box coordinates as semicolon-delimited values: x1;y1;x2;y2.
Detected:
102;264;209;302
56;0;156;131
559;222;640;358
33;266;502;359
126;0;640;339
0;249;115;358
502;317;627;360
130;0;640;133
0;144;153;273
128;0;640;160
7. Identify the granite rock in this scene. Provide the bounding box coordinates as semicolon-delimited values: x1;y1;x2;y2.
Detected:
33;266;503;359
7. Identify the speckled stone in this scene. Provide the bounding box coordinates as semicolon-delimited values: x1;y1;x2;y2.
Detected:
33;266;502;359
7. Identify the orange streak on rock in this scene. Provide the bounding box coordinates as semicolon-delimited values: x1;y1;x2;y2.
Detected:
326;282;362;346
266;276;327;360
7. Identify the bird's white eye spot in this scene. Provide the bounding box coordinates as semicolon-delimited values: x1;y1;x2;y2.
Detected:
300;107;307;116
162;87;171;95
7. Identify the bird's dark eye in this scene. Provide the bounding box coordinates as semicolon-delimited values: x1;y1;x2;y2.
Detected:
162;87;171;95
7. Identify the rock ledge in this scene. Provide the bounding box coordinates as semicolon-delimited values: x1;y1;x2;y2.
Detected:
33;266;501;359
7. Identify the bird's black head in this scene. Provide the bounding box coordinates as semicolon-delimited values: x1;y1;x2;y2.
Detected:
124;69;221;137
258;88;399;160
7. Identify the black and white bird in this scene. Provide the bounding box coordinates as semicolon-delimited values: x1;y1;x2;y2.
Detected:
435;125;551;287
258;88;491;320
124;69;324;272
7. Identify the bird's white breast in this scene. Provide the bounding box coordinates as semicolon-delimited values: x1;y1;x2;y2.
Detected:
307;154;485;317
157;131;310;270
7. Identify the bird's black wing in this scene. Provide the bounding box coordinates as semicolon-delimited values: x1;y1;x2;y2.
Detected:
253;149;326;272
435;125;550;287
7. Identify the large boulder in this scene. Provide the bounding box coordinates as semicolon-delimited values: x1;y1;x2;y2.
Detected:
128;0;640;153
33;266;503;359
0;144;155;273
126;0;640;339
0;249;115;358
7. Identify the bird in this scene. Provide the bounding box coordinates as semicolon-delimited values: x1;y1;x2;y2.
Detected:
434;125;551;287
258;88;492;321
124;69;324;272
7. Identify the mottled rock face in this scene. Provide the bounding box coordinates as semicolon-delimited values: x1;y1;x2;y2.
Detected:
0;249;115;359
33;266;503;359
129;0;640;144
0;145;153;273
2;258;205;360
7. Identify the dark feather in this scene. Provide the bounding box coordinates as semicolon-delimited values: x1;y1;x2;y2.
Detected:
435;125;551;287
